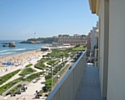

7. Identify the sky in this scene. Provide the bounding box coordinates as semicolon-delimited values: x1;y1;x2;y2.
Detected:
0;0;98;40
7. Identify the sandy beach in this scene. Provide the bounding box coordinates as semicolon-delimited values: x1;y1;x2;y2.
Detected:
0;50;43;74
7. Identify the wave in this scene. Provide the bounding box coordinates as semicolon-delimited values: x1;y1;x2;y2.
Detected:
0;50;8;53
11;48;26;51
0;52;13;55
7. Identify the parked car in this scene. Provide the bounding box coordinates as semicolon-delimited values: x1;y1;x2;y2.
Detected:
10;93;16;96
24;85;27;90
41;82;45;84
42;86;47;92
22;76;27;80
36;77;40;80
40;75;44;77
69;66;72;69
32;79;37;83
20;87;26;92
16;90;21;94
45;94;48;97
6;92;12;96
34;94;40;99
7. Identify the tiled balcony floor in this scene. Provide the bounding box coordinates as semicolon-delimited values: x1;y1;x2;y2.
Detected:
75;64;102;100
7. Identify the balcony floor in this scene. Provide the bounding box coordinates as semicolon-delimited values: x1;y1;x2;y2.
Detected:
75;64;102;100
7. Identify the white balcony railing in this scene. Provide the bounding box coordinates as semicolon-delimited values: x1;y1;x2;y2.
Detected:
46;51;86;100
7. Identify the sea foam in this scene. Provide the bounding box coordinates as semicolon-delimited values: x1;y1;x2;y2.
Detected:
0;50;8;53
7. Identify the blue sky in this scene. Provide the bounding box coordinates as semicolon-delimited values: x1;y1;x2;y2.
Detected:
0;0;98;40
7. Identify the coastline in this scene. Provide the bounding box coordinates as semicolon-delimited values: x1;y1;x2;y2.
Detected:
0;49;43;75
0;40;46;58
0;49;41;58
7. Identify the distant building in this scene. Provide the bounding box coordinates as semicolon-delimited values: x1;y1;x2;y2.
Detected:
41;47;50;51
90;27;97;52
53;36;58;38
52;42;59;47
58;34;87;46
87;32;91;52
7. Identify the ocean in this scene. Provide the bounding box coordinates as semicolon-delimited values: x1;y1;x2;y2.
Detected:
0;40;46;58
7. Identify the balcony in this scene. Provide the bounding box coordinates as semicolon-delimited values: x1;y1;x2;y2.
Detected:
46;51;101;100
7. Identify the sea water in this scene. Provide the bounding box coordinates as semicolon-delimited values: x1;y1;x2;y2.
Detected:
0;40;46;58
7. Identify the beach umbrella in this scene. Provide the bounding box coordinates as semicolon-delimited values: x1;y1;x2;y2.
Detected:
2;62;7;66
7;62;11;66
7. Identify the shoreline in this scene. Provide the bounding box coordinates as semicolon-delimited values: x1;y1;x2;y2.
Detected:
0;49;43;75
0;49;41;59
0;49;42;61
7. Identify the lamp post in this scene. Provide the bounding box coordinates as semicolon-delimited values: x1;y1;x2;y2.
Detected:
61;55;64;67
51;64;54;90
34;32;36;39
61;55;63;62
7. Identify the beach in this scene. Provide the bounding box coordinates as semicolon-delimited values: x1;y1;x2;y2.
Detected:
0;50;43;75
0;49;49;99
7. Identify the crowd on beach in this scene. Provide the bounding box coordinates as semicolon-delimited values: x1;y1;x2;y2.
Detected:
0;50;42;73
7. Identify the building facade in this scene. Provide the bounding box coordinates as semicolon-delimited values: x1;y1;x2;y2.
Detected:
90;27;97;52
87;32;91;52
58;34;87;46
89;0;125;100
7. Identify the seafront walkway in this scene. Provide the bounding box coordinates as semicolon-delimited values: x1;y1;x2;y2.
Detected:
4;77;46;100
53;57;74;89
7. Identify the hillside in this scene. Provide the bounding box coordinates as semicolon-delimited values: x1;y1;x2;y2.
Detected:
20;37;58;44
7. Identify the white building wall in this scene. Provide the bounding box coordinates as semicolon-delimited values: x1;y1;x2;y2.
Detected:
89;0;125;99
98;0;109;98
91;27;97;52
58;35;86;46
107;0;125;100
99;0;105;98
95;22;99;39
94;28;97;46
